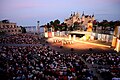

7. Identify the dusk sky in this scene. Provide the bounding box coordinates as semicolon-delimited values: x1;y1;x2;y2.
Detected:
0;0;120;26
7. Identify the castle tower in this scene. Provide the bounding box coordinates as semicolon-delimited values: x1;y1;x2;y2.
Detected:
76;12;80;18
81;11;85;22
92;14;95;21
36;21;40;34
82;11;84;16
70;11;73;16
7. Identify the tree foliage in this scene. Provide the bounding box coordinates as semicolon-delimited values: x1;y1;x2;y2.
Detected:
20;26;26;33
73;22;80;30
98;20;120;29
44;19;69;31
2;20;9;23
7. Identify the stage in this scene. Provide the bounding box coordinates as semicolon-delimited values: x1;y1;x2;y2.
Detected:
47;37;115;54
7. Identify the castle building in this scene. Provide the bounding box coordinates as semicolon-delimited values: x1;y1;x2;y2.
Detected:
0;20;22;35
64;12;95;29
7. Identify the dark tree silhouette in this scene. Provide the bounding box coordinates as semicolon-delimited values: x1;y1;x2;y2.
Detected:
20;26;26;33
2;20;9;23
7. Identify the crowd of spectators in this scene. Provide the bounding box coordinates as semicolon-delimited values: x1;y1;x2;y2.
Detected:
0;33;42;44
1;33;119;80
81;53;120;80
0;45;98;80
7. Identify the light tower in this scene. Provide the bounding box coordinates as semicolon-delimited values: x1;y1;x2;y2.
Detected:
36;21;40;34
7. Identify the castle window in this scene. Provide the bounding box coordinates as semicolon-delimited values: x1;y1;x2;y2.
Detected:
14;25;16;28
3;25;5;28
11;25;13;28
0;26;2;28
6;25;9;28
18;30;21;32
12;30;14;32
5;25;7;28
8;30;10;32
15;29;17;32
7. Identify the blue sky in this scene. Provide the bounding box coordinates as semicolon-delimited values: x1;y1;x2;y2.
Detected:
0;0;120;26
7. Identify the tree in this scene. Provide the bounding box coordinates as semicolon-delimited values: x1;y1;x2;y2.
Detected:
54;19;60;25
50;21;54;25
73;22;81;30
20;26;26;33
53;19;60;31
93;20;98;32
102;20;110;27
69;26;73;31
60;22;68;31
47;19;68;31
46;23;51;28
114;20;120;27
2;20;9;23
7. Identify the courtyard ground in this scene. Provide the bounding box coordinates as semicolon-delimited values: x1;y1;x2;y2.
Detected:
45;37;117;80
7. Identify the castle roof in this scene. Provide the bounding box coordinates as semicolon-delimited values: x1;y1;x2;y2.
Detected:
85;15;89;18
82;11;84;16
84;15;92;18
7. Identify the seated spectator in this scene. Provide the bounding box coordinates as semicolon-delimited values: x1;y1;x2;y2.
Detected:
0;45;96;80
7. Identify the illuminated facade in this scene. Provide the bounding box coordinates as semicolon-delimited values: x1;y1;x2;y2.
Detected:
64;12;95;29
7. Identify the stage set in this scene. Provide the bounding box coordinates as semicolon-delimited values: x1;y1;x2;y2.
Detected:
112;26;120;52
44;24;120;52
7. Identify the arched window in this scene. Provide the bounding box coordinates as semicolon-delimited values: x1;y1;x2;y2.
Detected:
14;25;16;28
11;25;13;28
3;25;5;28
6;25;9;28
18;30;21;32
8;30;10;32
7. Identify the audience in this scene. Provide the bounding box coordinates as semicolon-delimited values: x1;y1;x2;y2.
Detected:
0;33;42;44
0;46;96;80
81;53;120;79
1;33;119;80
